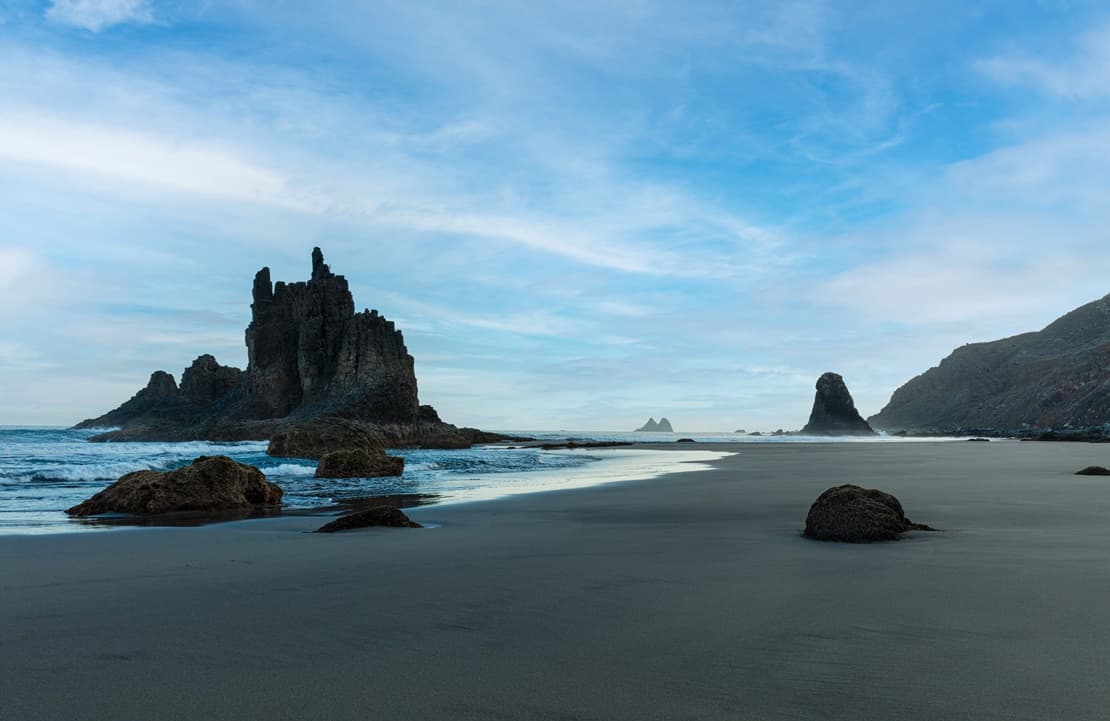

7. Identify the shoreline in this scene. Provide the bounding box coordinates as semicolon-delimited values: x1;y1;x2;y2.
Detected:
5;441;1110;719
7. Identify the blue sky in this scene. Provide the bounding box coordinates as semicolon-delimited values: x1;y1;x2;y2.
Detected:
2;0;1110;430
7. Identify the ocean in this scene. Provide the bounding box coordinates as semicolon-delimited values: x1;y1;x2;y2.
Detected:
0;427;946;534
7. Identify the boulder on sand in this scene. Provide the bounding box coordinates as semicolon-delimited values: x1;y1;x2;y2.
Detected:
315;505;422;532
66;456;282;516
804;484;933;542
315;448;405;478
1076;466;1110;476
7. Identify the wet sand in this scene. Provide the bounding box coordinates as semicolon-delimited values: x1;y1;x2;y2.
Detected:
3;441;1110;720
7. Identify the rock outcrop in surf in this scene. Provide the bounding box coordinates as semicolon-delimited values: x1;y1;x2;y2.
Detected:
74;248;520;449
636;417;674;432
801;373;876;436
66;456;282;517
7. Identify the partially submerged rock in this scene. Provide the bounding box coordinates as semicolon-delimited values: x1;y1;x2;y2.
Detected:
1076;466;1110;476
536;441;633;450
268;418;387;459
268;417;527;457
315;505;422;533
801;373;876;436
66;456;282;517
804;484;932;543
315;448;405;478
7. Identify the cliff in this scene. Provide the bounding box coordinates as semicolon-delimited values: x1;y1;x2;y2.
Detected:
869;293;1110;432
801;373;876;436
75;248;515;448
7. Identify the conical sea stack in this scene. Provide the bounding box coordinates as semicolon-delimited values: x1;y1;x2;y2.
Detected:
801;372;876;436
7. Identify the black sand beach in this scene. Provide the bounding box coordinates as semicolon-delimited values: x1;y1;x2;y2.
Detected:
3;441;1110;720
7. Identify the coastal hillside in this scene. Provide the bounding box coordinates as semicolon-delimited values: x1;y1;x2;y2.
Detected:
869;293;1110;432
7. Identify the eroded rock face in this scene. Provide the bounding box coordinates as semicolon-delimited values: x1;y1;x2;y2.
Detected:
315;505;422;532
74;248;517;450
315;448;405;478
804;484;932;542
801;373;876;436
179;354;243;407
66;456;282;516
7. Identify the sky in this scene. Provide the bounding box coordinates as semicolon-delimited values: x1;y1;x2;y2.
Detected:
1;0;1109;430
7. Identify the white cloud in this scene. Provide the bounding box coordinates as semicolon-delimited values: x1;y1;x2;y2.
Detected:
0;247;34;289
976;23;1110;98
46;0;153;32
0;111;327;212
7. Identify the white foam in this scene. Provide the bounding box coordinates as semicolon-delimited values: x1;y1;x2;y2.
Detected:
262;463;318;477
30;460;174;482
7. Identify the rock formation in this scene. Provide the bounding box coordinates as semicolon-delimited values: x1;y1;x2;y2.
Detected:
804;484;933;542
801;373;876;436
315;448;405;478
870;292;1110;433
636;417;673;432
66;456;282;516
1076;466;1110;476
315;505;423;532
74;248;521;449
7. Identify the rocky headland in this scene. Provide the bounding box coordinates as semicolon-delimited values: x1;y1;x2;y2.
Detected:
75;249;524;450
801;372;876;436
870;292;1110;434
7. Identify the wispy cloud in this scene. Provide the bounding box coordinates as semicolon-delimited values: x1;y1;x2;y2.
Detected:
45;0;153;32
0;111;326;211
975;23;1110;99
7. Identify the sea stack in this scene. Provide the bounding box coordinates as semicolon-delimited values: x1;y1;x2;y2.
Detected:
636;417;674;432
801;373;876;436
74;248;521;450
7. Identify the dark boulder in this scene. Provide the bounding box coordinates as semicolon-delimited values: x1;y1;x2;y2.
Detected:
315;448;405;478
804;484;933;542
675;438;696;443
801;373;876;436
66;456;282;516
1076;466;1110;476
315;505;422;532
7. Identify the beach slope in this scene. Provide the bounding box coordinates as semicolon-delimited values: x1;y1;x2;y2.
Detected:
3;442;1110;720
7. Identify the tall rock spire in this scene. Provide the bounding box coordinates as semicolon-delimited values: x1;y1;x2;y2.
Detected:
801;372;876;436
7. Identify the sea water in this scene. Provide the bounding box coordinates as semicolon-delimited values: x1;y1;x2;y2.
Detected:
0;427;951;534
0;427;749;534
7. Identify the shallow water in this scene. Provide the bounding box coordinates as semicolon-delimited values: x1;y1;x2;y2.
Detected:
0;426;954;534
0;427;736;534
